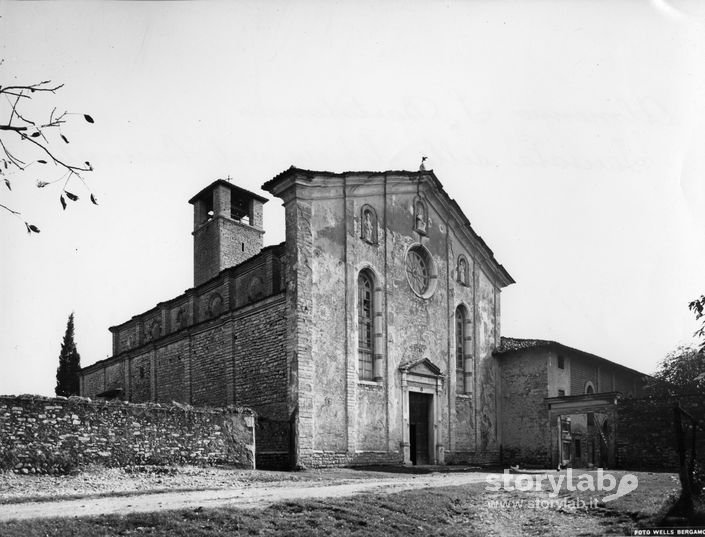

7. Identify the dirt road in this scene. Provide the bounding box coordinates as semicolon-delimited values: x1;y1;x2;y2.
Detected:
0;472;491;522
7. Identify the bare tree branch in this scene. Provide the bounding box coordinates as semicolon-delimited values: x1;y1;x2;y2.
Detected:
0;202;21;215
0;81;64;94
0;78;96;231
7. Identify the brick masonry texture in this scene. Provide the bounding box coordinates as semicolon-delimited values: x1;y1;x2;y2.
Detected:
0;395;255;474
616;394;705;470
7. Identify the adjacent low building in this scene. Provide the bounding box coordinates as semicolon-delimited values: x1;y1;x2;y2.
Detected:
495;337;648;468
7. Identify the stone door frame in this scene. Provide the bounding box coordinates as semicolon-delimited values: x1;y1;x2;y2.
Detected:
400;358;445;465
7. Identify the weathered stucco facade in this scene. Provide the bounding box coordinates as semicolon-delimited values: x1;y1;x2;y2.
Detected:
81;167;514;468
263;168;513;467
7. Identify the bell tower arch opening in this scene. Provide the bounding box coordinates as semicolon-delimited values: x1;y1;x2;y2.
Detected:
189;179;268;286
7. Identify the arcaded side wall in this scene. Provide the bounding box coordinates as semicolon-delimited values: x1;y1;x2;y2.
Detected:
81;295;287;415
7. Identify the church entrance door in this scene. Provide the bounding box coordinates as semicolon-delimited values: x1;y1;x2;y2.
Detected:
409;392;432;465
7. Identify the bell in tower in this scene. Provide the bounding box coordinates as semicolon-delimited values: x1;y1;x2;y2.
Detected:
188;179;267;286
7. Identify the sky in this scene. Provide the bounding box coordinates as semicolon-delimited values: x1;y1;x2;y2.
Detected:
1;1;704;396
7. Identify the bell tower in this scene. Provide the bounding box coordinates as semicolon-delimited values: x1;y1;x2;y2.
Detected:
188;179;267;286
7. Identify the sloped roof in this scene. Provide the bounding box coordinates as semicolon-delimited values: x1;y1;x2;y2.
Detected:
494;336;650;377
188;179;268;205
263;166;514;287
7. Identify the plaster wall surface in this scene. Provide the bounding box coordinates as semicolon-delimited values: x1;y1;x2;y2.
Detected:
547;350;570;396
275;172;507;467
499;350;550;465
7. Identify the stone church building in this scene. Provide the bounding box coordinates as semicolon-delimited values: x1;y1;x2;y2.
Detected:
80;167;515;468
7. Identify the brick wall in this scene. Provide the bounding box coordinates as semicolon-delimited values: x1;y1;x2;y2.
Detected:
156;340;188;403
129;352;152;402
0;395;255;474
570;356;597;395
190;324;233;406
234;298;288;420
617;395;705;470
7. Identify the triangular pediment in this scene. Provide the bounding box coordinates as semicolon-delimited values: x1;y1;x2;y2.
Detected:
399;357;442;377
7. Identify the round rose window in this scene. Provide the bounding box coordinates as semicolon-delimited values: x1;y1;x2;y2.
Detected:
405;245;436;297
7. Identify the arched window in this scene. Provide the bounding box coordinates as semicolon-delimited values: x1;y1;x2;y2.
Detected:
358;271;374;380
585;381;595;394
455;307;465;391
455;305;472;394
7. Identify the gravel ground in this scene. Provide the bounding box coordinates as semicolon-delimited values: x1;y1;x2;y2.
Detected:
0;465;390;504
0;467;677;534
0;472;493;522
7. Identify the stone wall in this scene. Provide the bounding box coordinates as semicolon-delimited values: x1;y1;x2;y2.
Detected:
616;394;705;470
0;395;255;474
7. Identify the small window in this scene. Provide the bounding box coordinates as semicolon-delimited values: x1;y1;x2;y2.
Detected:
139;366;145;379
585;382;595;394
575;439;582;459
557;356;564;369
558;389;565;397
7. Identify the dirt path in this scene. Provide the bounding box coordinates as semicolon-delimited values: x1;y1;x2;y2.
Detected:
0;472;492;522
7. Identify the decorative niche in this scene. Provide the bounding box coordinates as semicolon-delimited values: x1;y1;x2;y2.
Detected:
208;292;223;318
360;205;378;245
457;255;470;286
247;275;264;302
413;197;428;235
175;306;188;330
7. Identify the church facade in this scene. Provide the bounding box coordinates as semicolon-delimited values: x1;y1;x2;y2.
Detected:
80;167;514;468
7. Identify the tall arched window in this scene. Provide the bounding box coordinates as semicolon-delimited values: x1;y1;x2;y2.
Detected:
358;271;374;380
455;306;465;392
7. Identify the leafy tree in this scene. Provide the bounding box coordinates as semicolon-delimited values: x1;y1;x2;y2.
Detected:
55;312;81;397
689;295;705;354
1;71;97;233
648;345;705;397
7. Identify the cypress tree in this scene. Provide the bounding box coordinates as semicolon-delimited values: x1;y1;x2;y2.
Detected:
55;312;81;396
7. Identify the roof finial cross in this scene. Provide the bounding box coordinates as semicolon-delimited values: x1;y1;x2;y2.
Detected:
225;174;232;183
